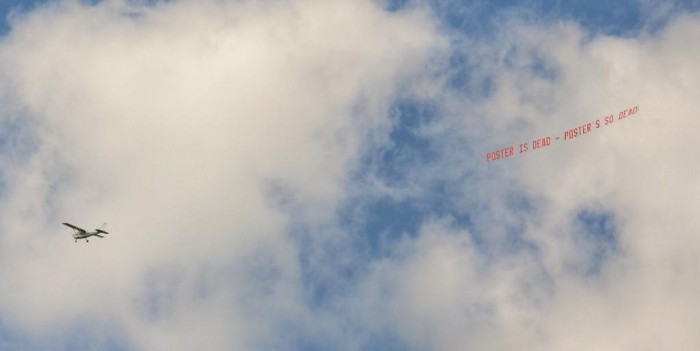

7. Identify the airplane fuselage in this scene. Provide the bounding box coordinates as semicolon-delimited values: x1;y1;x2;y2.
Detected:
73;231;100;240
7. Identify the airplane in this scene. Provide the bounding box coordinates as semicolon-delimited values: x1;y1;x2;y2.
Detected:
63;223;109;243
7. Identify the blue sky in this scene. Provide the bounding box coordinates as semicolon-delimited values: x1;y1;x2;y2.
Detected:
0;0;699;350
0;0;30;34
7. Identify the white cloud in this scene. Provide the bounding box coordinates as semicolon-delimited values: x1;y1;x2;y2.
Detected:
344;10;700;351
2;0;699;350
0;0;441;349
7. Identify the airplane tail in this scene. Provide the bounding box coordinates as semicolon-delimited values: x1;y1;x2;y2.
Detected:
97;223;109;234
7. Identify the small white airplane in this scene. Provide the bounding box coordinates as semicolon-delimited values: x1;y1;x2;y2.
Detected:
63;223;109;243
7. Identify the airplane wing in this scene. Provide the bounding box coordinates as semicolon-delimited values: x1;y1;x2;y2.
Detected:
62;223;86;233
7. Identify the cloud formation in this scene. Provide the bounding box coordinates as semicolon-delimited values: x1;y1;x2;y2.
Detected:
337;8;700;351
0;0;439;349
0;0;699;350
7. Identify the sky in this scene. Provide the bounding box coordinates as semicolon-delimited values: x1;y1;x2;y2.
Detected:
0;0;699;350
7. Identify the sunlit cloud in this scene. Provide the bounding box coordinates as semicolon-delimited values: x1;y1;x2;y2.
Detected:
0;0;698;350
